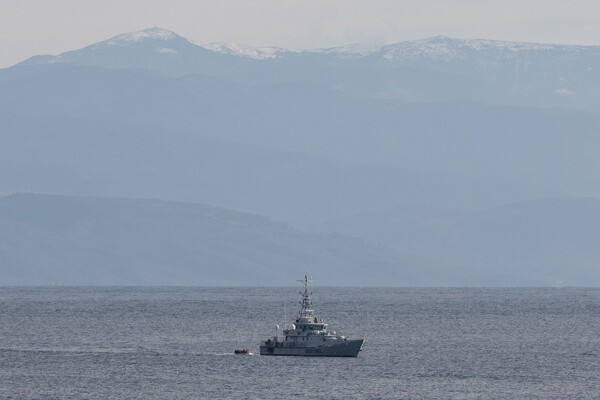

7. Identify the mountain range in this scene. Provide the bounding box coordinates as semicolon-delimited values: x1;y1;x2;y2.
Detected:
19;27;600;110
1;193;443;286
1;27;599;285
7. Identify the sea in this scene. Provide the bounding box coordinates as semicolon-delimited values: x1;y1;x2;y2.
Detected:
1;287;599;399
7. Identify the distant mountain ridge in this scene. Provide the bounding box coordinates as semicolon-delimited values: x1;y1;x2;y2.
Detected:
21;27;600;62
0;193;445;286
3;193;600;286
16;27;600;110
309;197;600;286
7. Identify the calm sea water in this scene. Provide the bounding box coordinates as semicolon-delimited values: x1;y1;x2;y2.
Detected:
1;287;599;399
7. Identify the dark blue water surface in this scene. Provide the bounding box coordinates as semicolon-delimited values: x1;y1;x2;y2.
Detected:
1;287;600;399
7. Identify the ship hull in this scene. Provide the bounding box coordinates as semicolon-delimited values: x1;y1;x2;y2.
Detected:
259;339;363;357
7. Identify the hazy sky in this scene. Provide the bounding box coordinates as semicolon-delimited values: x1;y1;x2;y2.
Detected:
2;0;600;68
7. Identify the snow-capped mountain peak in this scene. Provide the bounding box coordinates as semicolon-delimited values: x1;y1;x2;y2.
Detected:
17;27;195;69
305;43;382;57
377;36;580;62
104;27;181;46
202;42;291;59
202;41;384;59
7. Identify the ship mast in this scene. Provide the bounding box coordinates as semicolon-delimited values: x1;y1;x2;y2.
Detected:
297;274;315;320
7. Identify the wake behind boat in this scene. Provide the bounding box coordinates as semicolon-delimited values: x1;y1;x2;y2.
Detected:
259;275;364;357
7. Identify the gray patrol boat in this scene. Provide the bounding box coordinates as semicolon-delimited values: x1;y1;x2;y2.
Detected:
260;275;364;357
